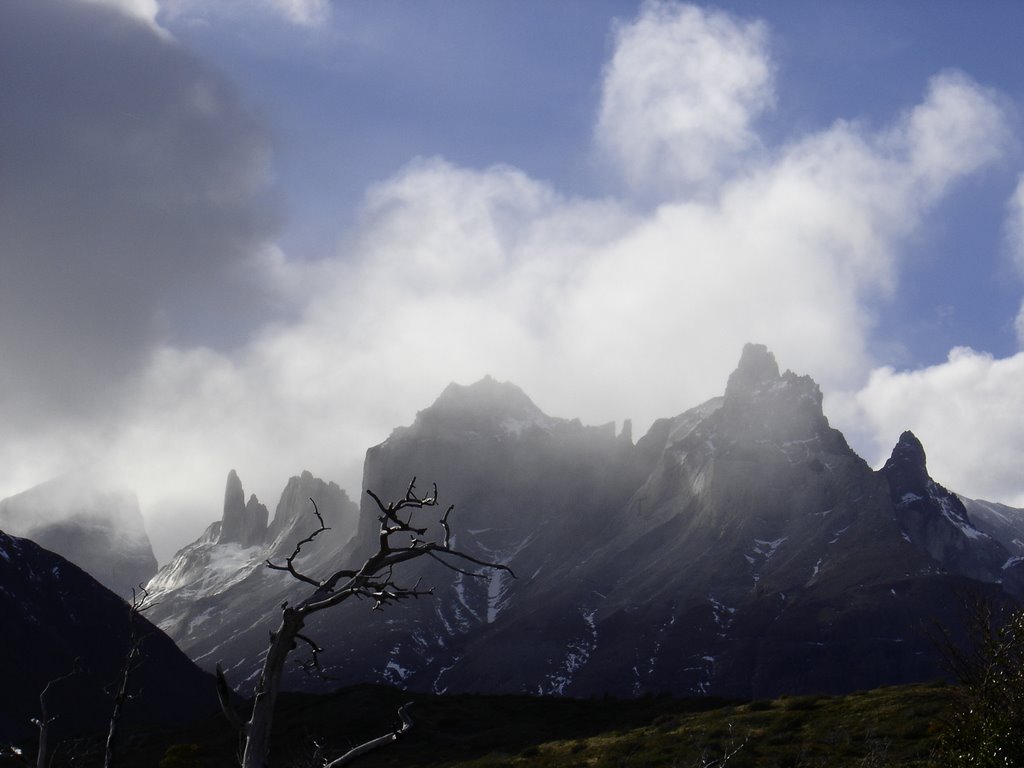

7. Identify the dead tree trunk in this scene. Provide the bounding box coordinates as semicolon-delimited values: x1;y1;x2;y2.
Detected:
104;586;150;768
35;670;71;768
233;480;513;768
240;608;305;767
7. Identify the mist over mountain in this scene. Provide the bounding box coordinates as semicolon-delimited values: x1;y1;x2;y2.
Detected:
140;344;1024;700
0;474;157;596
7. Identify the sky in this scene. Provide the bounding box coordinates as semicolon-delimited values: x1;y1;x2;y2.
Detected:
3;0;1024;563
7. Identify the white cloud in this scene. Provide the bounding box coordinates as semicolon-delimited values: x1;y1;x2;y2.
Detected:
5;2;1023;561
596;1;774;194
54;59;1016;560
892;70;1011;205
852;348;1024;506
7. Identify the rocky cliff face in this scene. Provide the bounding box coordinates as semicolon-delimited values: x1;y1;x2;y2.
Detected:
145;345;1024;700
959;497;1024;559
0;474;158;596
413;344;971;697
879;431;1021;592
0;531;217;746
218;469;268;547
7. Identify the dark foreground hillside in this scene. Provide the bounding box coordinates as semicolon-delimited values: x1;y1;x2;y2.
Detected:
24;681;954;767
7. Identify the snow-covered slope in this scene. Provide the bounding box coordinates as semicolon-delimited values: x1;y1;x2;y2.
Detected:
960;497;1024;561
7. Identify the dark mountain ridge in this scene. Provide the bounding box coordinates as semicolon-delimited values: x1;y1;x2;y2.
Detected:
0;530;217;747
143;344;1022;700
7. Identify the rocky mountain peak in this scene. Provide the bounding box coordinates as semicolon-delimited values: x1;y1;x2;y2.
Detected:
266;471;357;557
878;430;1011;588
880;431;930;492
719;344;827;443
218;470;268;547
412;376;551;436
725;342;780;398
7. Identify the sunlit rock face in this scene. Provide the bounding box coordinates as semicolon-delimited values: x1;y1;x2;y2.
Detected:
146;346;1024;701
0;531;217;746
0;474;157;597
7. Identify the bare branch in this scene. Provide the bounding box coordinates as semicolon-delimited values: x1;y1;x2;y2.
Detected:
266;499;331;588
105;592;151;768
294;633;334;680
243;480;512;768
370;578;434;611
431;547;517;579
365;488;388;515
440;505;454;548
322;703;415;768
427;551;486;578
698;722;749;767
32;660;83;768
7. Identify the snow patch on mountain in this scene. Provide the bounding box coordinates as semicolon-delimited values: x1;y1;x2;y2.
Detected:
540;608;599;695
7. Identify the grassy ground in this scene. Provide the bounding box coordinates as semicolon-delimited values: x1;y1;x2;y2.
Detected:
20;680;955;767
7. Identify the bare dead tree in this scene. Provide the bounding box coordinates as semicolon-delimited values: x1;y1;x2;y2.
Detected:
1;659;82;768
35;664;82;768
321;702;414;768
223;479;513;768
104;585;151;768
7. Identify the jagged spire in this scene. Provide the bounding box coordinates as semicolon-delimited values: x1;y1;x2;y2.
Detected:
725;343;780;399
881;431;930;493
219;470;268;547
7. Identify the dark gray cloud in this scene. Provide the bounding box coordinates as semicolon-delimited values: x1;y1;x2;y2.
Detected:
0;0;279;430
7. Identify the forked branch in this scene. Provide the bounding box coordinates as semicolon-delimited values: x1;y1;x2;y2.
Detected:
265;498;330;588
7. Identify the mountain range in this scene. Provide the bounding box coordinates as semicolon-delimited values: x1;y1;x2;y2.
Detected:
131;344;1024;700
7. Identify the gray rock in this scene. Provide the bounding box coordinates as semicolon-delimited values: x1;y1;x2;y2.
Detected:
217;470;269;547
